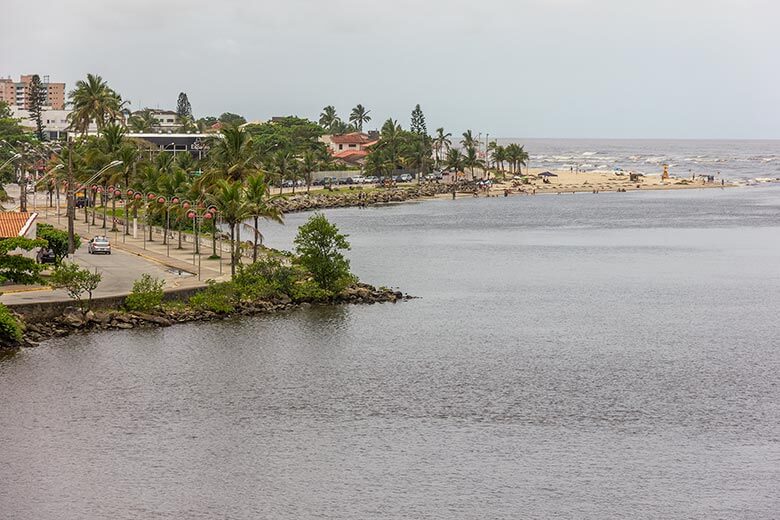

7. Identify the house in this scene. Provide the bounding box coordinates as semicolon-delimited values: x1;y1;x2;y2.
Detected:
0;212;38;239
324;132;378;155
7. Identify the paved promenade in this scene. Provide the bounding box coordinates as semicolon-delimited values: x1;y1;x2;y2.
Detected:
1;202;235;305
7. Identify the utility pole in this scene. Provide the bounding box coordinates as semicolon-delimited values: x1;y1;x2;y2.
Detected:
67;140;76;254
18;162;27;212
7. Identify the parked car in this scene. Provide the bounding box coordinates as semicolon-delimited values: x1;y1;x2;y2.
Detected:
36;248;56;264
364;176;379;184
397;173;413;183
87;236;111;255
75;197;90;208
351;176;365;184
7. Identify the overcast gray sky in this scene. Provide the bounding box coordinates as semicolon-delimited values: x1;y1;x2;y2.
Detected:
2;0;778;138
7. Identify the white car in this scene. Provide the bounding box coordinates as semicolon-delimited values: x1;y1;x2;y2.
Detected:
87;236;111;255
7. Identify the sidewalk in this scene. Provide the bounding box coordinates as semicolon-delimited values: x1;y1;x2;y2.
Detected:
34;205;233;283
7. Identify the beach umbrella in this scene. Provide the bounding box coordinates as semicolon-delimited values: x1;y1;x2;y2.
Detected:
538;171;558;177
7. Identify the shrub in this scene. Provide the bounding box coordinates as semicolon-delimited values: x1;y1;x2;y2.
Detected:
293;213;354;292
291;279;330;301
233;257;303;300
189;280;238;313
49;262;101;313
0;303;22;344
125;274;165;312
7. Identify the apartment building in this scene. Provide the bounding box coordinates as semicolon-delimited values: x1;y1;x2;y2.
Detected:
0;74;66;110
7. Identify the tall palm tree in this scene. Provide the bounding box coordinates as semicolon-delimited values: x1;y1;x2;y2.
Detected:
433;127;452;169
245;173;284;263
318;105;340;132
505;143;529;175
461;129;477;150
128;109;156;132
445;148;465;181
67;73;124;135
208;179;250;276
271;149;294;195
379;119;403;170
300;151;318;193
349;104;371;131
204;125;259;184
463;146;484;180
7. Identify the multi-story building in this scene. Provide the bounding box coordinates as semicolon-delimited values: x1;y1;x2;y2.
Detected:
0;74;66;110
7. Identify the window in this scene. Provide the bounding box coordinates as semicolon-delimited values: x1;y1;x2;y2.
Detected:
339;144;343;150
349;144;356;148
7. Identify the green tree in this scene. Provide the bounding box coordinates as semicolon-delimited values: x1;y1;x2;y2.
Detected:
433;127;451;169
176;92;192;119
300;150;318;193
28;74;46;140
37;223;81;264
463;145;484;179
219;112;246;126
49;262;102;313
410;104;427;135
294;213;353;292
128;109;156;132
204;125;259;184
349;104;371;131
207;179;250;275
461;129;477;149
245;173;283;262
67;73;125;135
318;105;340;131
445;148;465;179
0;236;46;285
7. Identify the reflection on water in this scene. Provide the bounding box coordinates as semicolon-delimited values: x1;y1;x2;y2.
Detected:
1;187;779;519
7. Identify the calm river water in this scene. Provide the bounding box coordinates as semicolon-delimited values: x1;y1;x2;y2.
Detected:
1;187;779;519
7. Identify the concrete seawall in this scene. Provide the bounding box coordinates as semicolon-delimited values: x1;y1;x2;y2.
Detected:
7;286;205;321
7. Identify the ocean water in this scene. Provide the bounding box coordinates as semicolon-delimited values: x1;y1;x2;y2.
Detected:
0;186;779;519
498;138;780;181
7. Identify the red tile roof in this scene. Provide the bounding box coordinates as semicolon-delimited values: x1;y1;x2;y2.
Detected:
0;212;37;238
331;132;375;145
332;149;369;159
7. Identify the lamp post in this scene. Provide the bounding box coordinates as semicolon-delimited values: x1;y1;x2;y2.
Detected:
186;207;214;280
80;160;123;230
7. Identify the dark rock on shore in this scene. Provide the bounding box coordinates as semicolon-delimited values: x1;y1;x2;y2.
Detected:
11;284;410;347
271;184;461;213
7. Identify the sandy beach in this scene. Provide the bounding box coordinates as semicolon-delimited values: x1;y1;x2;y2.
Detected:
477;167;730;197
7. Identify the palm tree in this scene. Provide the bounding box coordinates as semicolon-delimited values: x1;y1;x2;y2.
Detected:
445;148;465;181
208;179;250;276
128;109;157;132
271;149;294;195
492;144;507;176
433;128;451;169
67;73;124;135
349;104;371;131
318;105;340;132
461;129;477;150
364;150;390;180
245;173;284;263
204;125;259;184
402;136;433;182
505;143;529;175
177;114;197;133
300;151;318;193
379;118;403;170
463;146;484;180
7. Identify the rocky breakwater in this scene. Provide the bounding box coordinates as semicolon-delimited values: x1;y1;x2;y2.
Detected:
15;283;409;348
273;184;456;213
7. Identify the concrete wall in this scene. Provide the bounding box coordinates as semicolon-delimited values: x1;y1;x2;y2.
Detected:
7;285;205;321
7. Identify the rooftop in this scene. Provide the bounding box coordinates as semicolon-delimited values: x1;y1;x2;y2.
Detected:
0;212;37;238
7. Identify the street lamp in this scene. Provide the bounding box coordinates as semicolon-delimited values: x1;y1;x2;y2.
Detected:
0;153;21;172
186;207;214;280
